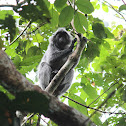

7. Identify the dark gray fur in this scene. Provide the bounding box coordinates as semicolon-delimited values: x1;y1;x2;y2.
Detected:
38;28;76;96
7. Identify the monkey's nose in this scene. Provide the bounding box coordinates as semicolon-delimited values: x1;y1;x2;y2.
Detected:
59;37;65;43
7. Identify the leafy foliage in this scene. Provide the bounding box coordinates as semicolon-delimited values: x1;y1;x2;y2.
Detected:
76;0;94;14
59;6;74;26
74;12;88;33
0;0;126;126
119;4;126;12
13;0;50;22
92;23;107;39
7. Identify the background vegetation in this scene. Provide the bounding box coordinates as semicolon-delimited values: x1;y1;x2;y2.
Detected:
0;0;126;125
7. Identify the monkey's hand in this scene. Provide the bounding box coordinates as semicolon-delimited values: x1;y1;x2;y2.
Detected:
70;38;77;50
77;33;87;42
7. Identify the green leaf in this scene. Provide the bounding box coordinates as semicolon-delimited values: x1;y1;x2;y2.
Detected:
0;11;16;41
77;57;89;72
54;0;67;8
0;10;13;20
50;9;59;27
92;114;102;125
69;82;80;94
121;54;126;60
76;0;94;14
81;77;98;99
13;0;50;22
117;116;126;126
104;27;114;39
119;4;126;12
102;3;109;12
123;88;126;102
92;23;107;39
13;55;21;67
21;55;41;66
26;46;41;57
0;37;3;49
5;42;18;58
59;6;74;26
68;94;88;116
74;12;88;33
19;64;38;74
85;41;100;61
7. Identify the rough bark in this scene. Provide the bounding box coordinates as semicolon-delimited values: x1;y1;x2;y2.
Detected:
0;50;95;126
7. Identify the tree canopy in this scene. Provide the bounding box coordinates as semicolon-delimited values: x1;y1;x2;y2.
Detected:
0;0;126;126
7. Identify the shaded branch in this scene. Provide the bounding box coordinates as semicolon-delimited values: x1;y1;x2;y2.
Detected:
0;50;95;126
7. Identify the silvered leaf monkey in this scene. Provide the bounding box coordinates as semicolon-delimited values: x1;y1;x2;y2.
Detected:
38;28;77;96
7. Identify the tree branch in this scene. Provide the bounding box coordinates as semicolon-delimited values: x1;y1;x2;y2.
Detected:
122;0;126;5
0;50;95;126
4;20;32;51
0;5;17;7
10;20;32;46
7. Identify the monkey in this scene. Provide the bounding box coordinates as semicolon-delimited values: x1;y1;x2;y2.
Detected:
38;28;77;96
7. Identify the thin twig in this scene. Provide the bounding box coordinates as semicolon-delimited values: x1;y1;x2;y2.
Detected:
103;0;126;22
10;20;32;46
21;113;34;126
63;94;126;115
122;0;126;5
67;0;72;6
4;20;32;51
88;81;118;107
86;83;124;122
37;114;41;126
0;5;16;7
27;22;47;34
37;114;50;126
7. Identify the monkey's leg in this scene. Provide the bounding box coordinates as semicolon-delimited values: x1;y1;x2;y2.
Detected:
38;62;52;89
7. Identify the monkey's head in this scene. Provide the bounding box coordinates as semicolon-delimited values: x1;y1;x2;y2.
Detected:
50;28;72;50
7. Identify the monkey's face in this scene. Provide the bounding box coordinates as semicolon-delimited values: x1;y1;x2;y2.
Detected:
53;31;72;50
